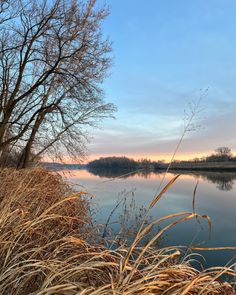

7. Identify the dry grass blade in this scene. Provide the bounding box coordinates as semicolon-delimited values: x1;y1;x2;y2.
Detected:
199;266;236;295
201;214;212;235
149;174;181;209
192;180;199;213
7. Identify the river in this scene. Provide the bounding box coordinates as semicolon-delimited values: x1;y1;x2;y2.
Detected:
62;168;236;269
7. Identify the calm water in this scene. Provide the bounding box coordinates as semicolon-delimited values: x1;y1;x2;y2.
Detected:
63;169;236;269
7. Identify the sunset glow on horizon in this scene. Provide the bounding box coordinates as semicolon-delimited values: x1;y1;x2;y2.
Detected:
86;152;211;163
53;150;231;164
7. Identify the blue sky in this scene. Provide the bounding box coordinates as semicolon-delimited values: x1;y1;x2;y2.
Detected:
87;0;236;161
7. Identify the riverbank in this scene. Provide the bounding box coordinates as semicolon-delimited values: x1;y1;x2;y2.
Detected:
158;161;236;172
0;168;235;294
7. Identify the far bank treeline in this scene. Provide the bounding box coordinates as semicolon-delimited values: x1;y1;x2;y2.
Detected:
88;147;236;173
88;157;161;171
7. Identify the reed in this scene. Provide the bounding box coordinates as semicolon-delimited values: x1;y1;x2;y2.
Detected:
0;168;235;294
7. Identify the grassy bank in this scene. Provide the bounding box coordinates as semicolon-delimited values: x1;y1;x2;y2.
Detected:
0;168;235;294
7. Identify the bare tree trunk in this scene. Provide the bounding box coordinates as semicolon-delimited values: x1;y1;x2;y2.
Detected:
17;114;45;169
0;145;9;167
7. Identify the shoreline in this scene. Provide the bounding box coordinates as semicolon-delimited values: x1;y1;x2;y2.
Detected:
158;162;236;172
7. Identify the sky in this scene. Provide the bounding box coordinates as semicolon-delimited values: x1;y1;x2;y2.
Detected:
87;0;236;162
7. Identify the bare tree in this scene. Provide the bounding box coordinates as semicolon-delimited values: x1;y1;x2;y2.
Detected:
215;147;233;161
0;0;115;168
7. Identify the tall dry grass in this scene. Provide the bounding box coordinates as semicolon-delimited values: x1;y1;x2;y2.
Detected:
0;168;235;294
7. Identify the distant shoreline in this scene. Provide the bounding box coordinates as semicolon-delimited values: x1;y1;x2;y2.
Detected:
43;161;236;173
158;162;236;172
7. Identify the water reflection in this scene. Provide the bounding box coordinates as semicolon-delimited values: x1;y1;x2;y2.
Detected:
64;168;236;269
200;173;236;191
87;167;236;192
87;167;152;179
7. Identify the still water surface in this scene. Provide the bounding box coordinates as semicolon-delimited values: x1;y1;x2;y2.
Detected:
63;169;236;269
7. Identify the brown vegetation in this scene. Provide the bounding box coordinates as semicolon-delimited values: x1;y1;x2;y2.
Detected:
0;168;235;294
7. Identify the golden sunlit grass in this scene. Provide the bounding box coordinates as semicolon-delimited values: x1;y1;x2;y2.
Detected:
0;168;235;294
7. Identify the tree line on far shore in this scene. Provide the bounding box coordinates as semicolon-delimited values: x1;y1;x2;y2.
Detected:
88;147;236;171
88;157;162;171
181;147;235;163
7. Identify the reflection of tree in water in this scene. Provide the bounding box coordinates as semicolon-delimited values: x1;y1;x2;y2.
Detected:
87;167;135;178
87;167;154;179
201;173;236;191
88;167;236;192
